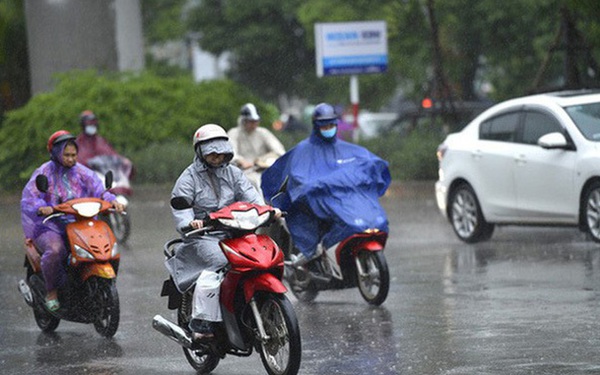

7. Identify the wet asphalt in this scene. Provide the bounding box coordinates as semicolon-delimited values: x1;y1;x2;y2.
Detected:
2;182;600;375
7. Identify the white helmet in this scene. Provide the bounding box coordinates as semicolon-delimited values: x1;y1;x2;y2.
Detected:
193;124;228;147
240;103;260;121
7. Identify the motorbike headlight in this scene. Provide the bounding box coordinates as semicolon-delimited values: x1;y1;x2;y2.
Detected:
74;244;95;260
72;202;102;217
218;209;271;230
111;242;119;257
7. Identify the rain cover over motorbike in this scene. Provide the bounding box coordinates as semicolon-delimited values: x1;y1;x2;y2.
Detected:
261;133;391;249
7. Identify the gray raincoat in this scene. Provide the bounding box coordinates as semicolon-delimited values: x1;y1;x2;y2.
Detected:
166;139;263;293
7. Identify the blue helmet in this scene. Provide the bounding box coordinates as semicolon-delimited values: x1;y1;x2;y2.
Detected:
312;103;338;127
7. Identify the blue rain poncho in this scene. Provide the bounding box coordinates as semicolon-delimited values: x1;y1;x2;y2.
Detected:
261;130;390;258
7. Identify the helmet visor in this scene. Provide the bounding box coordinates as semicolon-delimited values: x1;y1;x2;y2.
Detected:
200;138;233;157
314;118;338;128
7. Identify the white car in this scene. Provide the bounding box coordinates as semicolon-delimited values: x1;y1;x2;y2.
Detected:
435;90;600;243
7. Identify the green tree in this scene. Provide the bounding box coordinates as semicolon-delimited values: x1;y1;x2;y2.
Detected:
147;0;600;108
141;0;187;44
186;0;317;102
438;0;600;100
0;0;29;114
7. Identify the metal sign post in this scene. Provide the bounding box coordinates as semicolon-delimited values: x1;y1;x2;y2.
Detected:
350;75;360;142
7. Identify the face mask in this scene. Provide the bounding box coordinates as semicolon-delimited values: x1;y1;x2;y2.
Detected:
85;125;97;136
319;127;337;139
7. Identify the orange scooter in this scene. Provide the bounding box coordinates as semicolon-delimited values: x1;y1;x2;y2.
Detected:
18;172;121;337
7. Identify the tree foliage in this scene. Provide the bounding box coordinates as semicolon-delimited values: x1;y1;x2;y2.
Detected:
181;0;600;107
186;0;319;102
0;0;29;112
140;0;187;44
0;70;274;190
5;0;600;115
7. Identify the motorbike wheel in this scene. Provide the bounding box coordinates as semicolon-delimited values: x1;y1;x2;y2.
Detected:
93;278;120;338
29;274;61;332
177;290;220;374
33;302;61;332
106;212;131;244
355;250;390;306
256;293;302;375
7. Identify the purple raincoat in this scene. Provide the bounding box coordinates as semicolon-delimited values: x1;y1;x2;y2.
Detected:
21;141;115;240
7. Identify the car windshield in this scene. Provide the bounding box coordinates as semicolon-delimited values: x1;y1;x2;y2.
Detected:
565;102;600;141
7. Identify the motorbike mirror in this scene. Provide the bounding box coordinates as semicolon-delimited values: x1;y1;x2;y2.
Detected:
277;175;289;193
171;196;193;210
268;175;289;205
35;175;49;193
105;170;114;189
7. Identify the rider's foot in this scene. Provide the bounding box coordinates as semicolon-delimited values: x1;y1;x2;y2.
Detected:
191;320;215;342
45;298;60;312
45;290;59;312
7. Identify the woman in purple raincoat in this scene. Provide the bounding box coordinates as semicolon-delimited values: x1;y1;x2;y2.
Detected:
21;130;124;312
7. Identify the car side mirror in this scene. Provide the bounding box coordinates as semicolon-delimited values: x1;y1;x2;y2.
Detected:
35;175;48;193
538;132;568;149
170;196;193;210
105;170;114;189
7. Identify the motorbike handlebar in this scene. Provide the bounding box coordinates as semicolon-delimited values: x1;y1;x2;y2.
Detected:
41;212;65;224
179;208;284;238
181;225;215;238
108;208;127;216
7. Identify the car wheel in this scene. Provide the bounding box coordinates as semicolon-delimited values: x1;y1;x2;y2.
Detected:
584;181;600;243
449;183;494;243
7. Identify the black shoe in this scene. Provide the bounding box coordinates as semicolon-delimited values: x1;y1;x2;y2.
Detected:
191;320;215;342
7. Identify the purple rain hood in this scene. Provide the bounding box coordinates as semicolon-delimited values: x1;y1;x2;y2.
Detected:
21;140;115;239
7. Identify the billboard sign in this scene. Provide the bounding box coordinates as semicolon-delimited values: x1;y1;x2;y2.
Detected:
315;21;388;77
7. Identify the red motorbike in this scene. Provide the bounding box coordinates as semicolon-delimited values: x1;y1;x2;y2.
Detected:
270;221;390;306
152;199;302;375
18;173;121;337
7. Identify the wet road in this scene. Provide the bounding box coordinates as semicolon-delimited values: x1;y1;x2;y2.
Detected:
2;182;600;375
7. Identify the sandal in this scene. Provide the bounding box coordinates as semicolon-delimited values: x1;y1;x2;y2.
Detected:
45;299;60;312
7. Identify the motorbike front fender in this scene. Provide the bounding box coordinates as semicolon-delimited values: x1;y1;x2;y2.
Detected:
243;273;287;302
80;262;117;281
350;240;385;258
